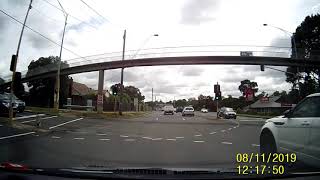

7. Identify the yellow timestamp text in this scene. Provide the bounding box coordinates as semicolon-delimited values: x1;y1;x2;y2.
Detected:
237;165;285;175
236;153;297;163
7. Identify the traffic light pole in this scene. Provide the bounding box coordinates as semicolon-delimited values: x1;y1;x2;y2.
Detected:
9;0;33;122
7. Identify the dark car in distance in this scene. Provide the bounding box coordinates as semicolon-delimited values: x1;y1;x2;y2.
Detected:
175;106;183;113
0;93;18;117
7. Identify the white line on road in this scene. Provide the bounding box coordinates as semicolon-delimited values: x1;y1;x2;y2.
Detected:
49;118;83;129
194;134;202;137
124;139;136;141
120;135;129;138
252;144;260;147
166;138;176;141
41;116;58;120
228;128;232;130
221;130;226;132
209;132;216;135
233;127;237;129
156;118;159;121
142;136;153;139
221;141;232;145
182;118;186;121
0;132;35;140
21;115;58;124
97;133;108;136
99;138;110;141
0;124;3;127
152;138;162;141
193;140;205;143
51;136;61;139
175;137;184;139
74;138;84;140
15;114;45;120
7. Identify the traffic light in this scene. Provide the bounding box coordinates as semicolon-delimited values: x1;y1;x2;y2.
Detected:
215;91;222;100
111;85;118;95
214;84;220;93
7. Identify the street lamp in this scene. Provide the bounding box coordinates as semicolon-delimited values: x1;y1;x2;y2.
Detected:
263;24;297;59
118;32;159;115
54;0;68;111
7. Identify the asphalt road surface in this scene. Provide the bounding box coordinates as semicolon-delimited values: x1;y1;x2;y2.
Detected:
0;111;316;173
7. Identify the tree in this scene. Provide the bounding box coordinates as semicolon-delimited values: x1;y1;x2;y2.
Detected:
0;78;4;85
123;85;145;102
272;91;280;96
286;14;320;97
238;79;258;96
26;56;72;107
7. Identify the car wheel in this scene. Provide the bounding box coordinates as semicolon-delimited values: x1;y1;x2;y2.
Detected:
260;129;277;155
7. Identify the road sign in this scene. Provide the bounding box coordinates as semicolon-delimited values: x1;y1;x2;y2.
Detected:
97;94;103;105
214;84;220;93
240;51;253;56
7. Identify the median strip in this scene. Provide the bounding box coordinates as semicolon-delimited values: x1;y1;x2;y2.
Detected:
49;118;83;129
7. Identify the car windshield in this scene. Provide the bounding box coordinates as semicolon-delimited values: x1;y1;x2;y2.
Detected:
1;0;320;179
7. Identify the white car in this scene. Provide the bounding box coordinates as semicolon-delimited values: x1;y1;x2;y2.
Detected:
201;108;208;113
182;107;195;116
163;105;175;115
260;93;320;167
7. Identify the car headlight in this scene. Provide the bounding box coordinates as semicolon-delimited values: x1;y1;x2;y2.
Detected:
2;102;10;108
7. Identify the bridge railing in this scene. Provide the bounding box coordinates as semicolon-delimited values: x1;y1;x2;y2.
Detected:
0;45;294;84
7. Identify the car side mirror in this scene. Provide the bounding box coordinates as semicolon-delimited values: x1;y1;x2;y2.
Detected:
283;109;291;118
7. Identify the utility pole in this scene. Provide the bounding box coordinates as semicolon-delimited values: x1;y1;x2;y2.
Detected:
151;88;154;111
54;0;68;111
119;29;126;115
9;0;33;122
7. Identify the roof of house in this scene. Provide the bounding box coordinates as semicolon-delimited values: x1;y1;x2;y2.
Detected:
72;82;92;96
250;96;282;108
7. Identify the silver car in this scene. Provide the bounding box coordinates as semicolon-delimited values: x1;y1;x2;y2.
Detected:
182;107;194;116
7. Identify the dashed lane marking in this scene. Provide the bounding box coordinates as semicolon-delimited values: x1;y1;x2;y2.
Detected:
99;138;110;141
97;133;108;136
209;132;216;135
49;118;83;129
41;116;58;120
124;139;136;142
0;124;3;127
14;114;45;120
0;132;35;140
74;138;84;140
175;137;184;139
252;144;260;147
221;130;226;132
152;138;162;141
51;136;61;139
120;135;129;138
142;136;153;140
193;140;205;143
166;138;176;141
182;118;186;121
228;128;232;130
221;141;232;145
21;115;58;124
194;134;202;137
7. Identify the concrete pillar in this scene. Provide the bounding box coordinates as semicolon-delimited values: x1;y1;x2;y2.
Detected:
97;70;104;113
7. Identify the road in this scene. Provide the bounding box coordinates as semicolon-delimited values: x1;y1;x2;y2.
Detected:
0;111;314;172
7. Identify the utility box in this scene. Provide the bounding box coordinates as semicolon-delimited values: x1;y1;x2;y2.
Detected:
67;98;72;110
87;99;93;112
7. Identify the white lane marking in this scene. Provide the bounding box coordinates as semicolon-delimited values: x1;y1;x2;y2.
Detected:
233;127;237;129
292;171;320;175
166;138;176;141
0;132;35;140
221;130;226;132
74;138;84;140
124;139;136;142
99;138;110;141
252;144;260;147
209;132;216;135
193;140;205;143
194;134;202;137
182;118;186;121
97;133;107;136
175;137;184;139
51;136;61;139
152;138;162;141
49;118;83;129
142;136;153;140
15;114;45;120
228;128;232;130
156;118;159;121
41;116;58;120
221;141;232;145
0;124;3;127
120;135;129;138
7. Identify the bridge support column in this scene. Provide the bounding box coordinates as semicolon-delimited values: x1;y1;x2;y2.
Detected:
97;70;104;113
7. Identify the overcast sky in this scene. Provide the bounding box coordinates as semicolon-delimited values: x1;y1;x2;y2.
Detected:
0;0;319;101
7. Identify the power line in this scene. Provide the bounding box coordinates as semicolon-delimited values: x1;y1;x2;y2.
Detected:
39;0;99;30
78;0;110;23
0;8;87;61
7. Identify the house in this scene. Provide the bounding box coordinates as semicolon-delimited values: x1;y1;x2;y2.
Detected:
249;96;296;114
71;82;93;105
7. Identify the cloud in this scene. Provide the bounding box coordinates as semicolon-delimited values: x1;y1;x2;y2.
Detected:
180;0;219;25
180;66;203;76
26;32;53;50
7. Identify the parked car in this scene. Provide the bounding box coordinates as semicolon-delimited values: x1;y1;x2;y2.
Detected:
201;108;208;113
218;107;237;119
260;93;320;168
182;107;194;116
0;93;18;117
10;93;25;113
175;107;183;113
163;105;175;115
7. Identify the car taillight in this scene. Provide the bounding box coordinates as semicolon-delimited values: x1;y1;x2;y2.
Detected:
1;162;30;171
